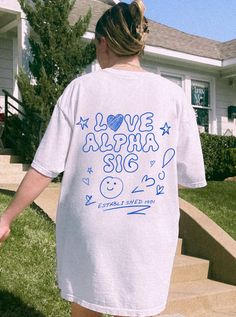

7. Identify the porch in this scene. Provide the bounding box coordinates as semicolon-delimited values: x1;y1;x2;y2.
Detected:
0;0;28;112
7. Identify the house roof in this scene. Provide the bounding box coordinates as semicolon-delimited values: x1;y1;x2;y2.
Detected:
69;0;236;61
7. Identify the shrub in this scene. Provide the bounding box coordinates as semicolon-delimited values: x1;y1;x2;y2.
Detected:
15;0;96;162
200;133;236;180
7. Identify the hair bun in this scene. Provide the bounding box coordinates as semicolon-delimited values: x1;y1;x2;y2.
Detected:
129;0;146;18
129;0;149;39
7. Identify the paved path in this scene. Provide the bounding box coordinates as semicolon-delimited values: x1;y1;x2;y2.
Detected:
0;183;61;222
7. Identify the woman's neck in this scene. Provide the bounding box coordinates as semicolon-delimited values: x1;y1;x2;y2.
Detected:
106;55;145;72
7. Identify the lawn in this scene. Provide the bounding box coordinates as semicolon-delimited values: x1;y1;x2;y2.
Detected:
0;191;70;317
179;181;236;240
0;181;235;316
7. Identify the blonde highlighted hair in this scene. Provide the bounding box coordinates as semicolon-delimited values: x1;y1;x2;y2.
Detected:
95;0;149;56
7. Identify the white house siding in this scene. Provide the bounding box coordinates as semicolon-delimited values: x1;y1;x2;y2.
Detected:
0;0;21;13
0;37;13;110
215;77;236;136
141;55;220;135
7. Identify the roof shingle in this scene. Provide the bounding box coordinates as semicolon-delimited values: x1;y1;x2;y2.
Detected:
69;0;236;61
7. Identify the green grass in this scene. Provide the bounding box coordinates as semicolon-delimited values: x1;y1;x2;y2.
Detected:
179;181;236;240
0;191;70;317
1;181;235;316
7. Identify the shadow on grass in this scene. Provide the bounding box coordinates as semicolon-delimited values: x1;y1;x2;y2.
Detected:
0;290;46;317
0;188;54;224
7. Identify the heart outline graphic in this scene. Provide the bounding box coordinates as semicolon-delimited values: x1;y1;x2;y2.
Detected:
150;160;156;167
156;185;164;195
82;178;90;186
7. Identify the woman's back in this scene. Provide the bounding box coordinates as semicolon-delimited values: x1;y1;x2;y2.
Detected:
32;68;206;316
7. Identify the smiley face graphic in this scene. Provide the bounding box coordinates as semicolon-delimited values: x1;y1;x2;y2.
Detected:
100;176;124;199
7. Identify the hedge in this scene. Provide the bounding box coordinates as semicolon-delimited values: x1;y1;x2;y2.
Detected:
200;133;236;181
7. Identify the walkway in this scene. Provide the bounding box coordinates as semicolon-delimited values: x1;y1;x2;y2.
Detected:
0;182;61;222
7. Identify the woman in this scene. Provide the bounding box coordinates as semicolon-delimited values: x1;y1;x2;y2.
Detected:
0;1;207;316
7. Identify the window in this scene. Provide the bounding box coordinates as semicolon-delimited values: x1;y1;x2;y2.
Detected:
191;80;210;133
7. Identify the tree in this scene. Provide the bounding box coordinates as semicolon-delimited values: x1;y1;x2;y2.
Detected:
14;0;96;162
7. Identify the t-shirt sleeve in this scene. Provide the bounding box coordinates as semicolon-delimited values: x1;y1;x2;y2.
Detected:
31;103;72;178
176;92;207;188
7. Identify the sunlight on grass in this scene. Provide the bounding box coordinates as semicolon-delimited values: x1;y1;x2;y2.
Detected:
1;181;235;316
0;191;70;317
0;191;113;317
179;181;236;240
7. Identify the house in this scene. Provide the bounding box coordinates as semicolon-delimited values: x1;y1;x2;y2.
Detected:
0;0;236;136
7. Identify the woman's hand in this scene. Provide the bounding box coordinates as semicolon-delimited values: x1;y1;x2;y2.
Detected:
0;215;11;243
0;168;52;245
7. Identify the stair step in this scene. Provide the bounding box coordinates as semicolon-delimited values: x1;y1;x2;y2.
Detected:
0;171;27;184
199;304;236;316
171;255;209;283
0;154;21;163
164;279;236;316
159;314;186;317
0;162;29;172
176;238;182;255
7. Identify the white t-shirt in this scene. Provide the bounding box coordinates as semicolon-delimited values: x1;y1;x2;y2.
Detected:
32;68;207;317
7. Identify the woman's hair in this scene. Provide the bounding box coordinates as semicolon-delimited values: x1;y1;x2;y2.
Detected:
95;0;149;56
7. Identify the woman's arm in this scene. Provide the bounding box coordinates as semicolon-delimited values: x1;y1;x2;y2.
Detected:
0;168;52;243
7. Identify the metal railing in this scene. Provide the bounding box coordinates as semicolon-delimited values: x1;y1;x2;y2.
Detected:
2;89;45;149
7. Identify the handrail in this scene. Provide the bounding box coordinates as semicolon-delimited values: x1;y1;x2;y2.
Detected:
2;89;45;153
2;89;23;105
2;89;44;121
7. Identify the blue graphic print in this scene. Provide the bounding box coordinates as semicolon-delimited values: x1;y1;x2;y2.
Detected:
100;176;124;199
104;204;151;215
156;185;164;195
76;117;89;130
107;114;124;132
82;178;90;186
162;148;175;168
76;111;176;215
85;195;96;206
160;122;171;136
132;175;156;194
87;167;93;174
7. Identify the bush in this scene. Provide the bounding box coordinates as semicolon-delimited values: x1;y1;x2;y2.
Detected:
16;0;96;163
4;113;43;163
200;133;236;180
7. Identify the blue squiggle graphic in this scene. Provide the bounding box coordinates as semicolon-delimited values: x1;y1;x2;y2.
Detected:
103;204;151;215
85;195;96;206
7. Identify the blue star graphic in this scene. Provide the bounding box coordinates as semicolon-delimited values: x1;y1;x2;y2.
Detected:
76;117;89;130
160;122;171;136
87;167;93;174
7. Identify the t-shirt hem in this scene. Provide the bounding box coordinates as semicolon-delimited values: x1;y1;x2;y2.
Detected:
31;161;58;178
178;180;207;188
60;290;166;317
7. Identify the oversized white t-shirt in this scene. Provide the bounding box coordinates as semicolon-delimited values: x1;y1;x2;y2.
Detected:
32;68;207;317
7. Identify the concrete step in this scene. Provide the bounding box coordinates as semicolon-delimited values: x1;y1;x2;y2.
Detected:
171;255;209;283
0;162;29;172
176;238;182;255
0;171;27;184
163;279;236;316
199;304;236;316
0;154;21;163
159;314;186;317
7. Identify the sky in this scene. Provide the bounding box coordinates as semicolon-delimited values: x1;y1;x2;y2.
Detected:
123;0;236;42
